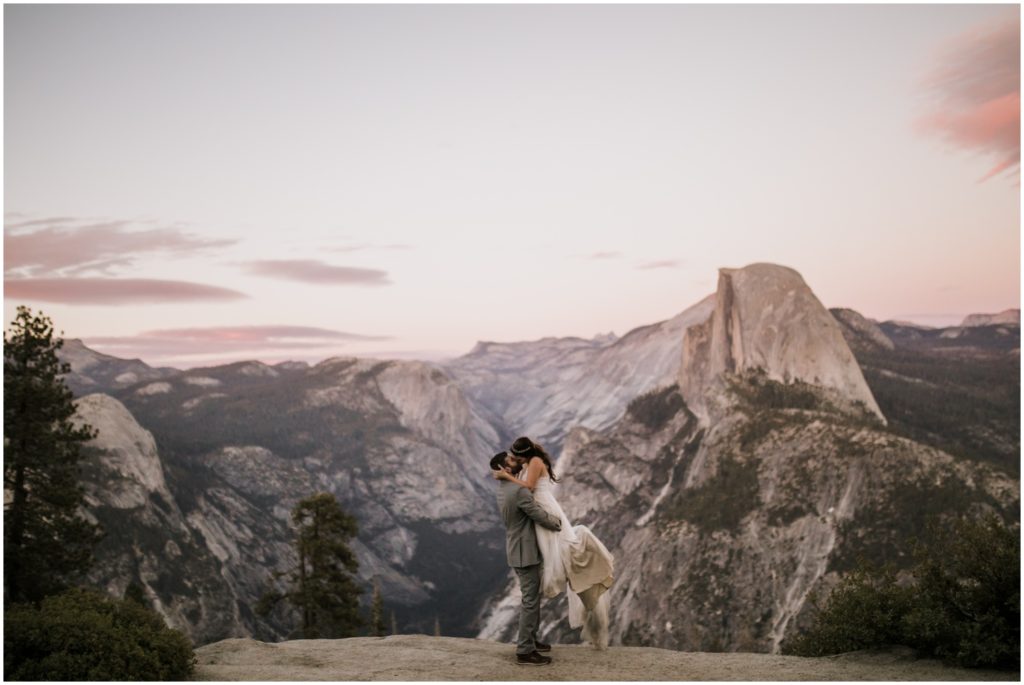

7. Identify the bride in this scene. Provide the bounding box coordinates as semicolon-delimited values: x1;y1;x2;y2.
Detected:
494;436;614;649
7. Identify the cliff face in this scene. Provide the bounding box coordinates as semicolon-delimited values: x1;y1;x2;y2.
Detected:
73;394;243;644
72;357;508;644
59;261;1018;654
478;263;1017;654
444;294;716;452
829;308;895;352
480;378;1018;653
679;264;883;424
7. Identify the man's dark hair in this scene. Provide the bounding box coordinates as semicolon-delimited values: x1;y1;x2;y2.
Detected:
489;452;508;471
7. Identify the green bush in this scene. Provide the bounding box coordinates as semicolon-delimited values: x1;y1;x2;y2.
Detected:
784;563;914;657
908;514;1020;668
784;514;1020;670
4;586;196;680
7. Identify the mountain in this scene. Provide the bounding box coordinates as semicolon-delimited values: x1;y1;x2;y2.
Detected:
478;263;1018;653
442;294;716;454
70;356;509;644
56;261;1018;653
678;264;884;424
961;309;1020;327
878;320;1020;355
72;394;241;644
59;338;178;397
829;308;895;352
839;316;1020;476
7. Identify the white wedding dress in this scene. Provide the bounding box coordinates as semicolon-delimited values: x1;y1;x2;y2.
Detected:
528;472;614;649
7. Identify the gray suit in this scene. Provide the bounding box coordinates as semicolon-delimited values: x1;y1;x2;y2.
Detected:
496;480;562;655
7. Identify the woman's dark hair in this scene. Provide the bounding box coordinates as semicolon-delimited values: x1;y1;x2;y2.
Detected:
509;437;558;483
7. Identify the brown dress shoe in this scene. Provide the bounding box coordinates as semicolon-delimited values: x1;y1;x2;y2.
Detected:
516;651;553;666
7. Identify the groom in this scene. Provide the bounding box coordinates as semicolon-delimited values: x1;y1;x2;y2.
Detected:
490;451;562;666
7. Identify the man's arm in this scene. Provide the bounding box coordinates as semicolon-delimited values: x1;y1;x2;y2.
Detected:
516;489;562;531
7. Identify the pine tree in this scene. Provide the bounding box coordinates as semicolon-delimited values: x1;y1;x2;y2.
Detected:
4;306;103;605
256;492;362;638
370;578;385;636
390;610;398;636
434;616;441;637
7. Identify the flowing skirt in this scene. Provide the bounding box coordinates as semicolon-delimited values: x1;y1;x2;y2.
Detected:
533;481;614;649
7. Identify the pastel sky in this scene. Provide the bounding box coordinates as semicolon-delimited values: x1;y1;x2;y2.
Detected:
4;4;1020;368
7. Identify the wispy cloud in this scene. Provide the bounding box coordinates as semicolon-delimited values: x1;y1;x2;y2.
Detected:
4;217;237;277
637;260;681;270
241;259;392;285
83;325;392;366
5;278;247;305
917;13;1020;182
588;251;622;260
325;243;414;253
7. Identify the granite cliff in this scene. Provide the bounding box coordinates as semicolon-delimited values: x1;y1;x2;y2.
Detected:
71;357;508;643
478;263;1018;653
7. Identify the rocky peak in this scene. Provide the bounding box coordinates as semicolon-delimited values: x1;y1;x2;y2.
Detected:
961;309;1021;327
72;393;173;509
679;264;884;423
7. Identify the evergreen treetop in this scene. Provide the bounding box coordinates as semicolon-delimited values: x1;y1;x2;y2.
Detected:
4;306;103;605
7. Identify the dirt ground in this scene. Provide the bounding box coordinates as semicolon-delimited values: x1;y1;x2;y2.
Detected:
192;635;1018;681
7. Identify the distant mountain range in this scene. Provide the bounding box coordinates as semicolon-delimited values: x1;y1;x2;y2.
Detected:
57;266;1019;650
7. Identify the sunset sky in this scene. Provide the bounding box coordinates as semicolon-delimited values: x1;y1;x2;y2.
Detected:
4;4;1020;368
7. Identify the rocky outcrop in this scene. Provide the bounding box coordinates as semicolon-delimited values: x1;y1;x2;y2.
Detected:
829;308;895;352
444;294;716;452
68;355;510;644
962;309;1020;327
479;378;1018;654
72;394;242;644
478;264;1016;654
679;264;884;424
192;635;1015;681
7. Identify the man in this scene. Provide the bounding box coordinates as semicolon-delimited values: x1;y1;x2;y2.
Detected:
490;451;562;666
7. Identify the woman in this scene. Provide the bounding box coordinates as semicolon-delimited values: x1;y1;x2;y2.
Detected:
494;436;614;649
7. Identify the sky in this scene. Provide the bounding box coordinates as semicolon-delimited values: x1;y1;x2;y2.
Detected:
4;4;1020;368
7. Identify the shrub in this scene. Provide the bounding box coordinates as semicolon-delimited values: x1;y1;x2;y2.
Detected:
908;514;1020;668
784;514;1020;669
4;586;196;680
783;563;913;657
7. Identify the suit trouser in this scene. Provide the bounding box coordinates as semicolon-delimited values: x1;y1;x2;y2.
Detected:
513;562;542;655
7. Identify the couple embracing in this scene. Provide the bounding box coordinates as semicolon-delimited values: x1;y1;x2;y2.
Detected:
490;436;614;666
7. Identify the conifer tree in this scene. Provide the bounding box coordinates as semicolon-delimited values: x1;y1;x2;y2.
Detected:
257;492;362;638
434;616;441;637
4;306;103;605
370;578;385;636
390;610;398;636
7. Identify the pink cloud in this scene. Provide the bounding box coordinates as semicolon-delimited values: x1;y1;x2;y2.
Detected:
4;218;237;277
588;251;622;260
637;260;680;270
83;325;391;366
135;325;388;343
917;13;1020;182
4;278;247;305
325;243;414;253
242;259;391;285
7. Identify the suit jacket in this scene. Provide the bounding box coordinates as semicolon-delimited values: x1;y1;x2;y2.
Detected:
497;480;562;568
